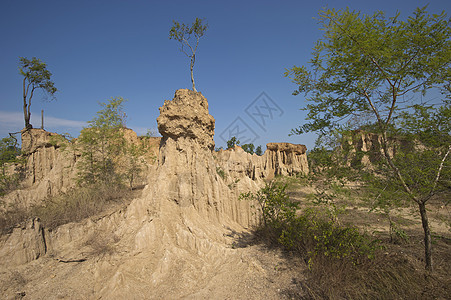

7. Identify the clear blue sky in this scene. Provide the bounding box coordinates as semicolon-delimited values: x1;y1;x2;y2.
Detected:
1;0;449;150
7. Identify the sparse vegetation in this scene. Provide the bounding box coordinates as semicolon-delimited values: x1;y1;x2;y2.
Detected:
255;145;263;156
0;183;132;235
241;176;450;299
241;143;255;154
31;184;131;230
0;97;148;234
77;97;128;186
216;166;226;180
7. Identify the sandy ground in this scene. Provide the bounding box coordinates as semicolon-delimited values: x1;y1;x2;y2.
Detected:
1;184;449;300
0;232;308;300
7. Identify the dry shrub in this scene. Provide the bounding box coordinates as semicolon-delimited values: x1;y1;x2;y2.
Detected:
84;231;120;257
0;204;29;235
299;240;451;300
0;183;131;236
32;184;130;230
245;182;451;299
303;254;418;299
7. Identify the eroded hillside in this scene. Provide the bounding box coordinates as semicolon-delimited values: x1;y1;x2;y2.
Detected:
0;89;310;299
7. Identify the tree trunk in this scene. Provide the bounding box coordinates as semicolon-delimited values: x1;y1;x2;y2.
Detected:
27;89;34;129
419;201;432;271
190;54;196;92
23;102;30;129
23;79;30;129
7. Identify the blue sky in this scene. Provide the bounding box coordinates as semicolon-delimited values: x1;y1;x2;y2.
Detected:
0;0;449;150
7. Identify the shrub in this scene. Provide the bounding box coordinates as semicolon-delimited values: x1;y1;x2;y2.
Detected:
0;136;25;196
216;166;226;180
241;182;379;265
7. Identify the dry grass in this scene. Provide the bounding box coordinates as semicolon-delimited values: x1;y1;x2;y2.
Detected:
84;231;120;257
32;184;132;230
0;204;29;235
0;183;133;234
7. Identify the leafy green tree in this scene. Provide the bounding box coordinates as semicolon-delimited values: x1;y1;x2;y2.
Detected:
0;136;24;196
19;57;57;129
241;143;255;154
226;136;240;149
124;142;148;190
169;17;208;92
255;145;263;156
285;7;451;271
77;97;127;186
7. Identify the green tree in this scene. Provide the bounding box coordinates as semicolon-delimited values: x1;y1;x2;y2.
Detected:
169;17;208;92
19;57;57;129
226;136;240;149
255;145;263;156
241;143;255;154
0;136;24;196
124;142;148;190
77;97;127;186
285;7;451;271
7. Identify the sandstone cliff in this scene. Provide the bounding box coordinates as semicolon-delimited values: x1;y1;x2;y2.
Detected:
216;141;308;182
3;129;79;209
1;128;160;210
341;130;416;169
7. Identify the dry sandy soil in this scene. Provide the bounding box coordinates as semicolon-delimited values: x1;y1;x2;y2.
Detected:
1;183;449;300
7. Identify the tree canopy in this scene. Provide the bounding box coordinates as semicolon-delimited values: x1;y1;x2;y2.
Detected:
285;6;450;137
19;57;57;129
285;6;451;271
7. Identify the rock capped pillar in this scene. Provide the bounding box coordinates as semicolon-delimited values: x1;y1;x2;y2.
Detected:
151;89;256;226
157;89;215;150
266;142;309;176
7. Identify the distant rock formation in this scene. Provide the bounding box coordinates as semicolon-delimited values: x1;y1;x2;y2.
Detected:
216;142;309;182
340;130;415;169
1;128;159;210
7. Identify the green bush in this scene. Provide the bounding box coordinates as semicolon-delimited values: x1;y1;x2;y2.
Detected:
241;182;379;265
216;166;226;180
0;136;25;196
240;182;297;228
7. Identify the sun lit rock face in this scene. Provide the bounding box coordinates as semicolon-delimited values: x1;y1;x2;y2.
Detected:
216;142;309;181
157;89;215;151
152;89;258;226
266;142;307;155
265;142;309;177
0;89;312;299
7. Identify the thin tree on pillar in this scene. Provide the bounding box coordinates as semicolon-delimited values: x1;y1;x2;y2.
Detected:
19;57;57;129
169;18;208;92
